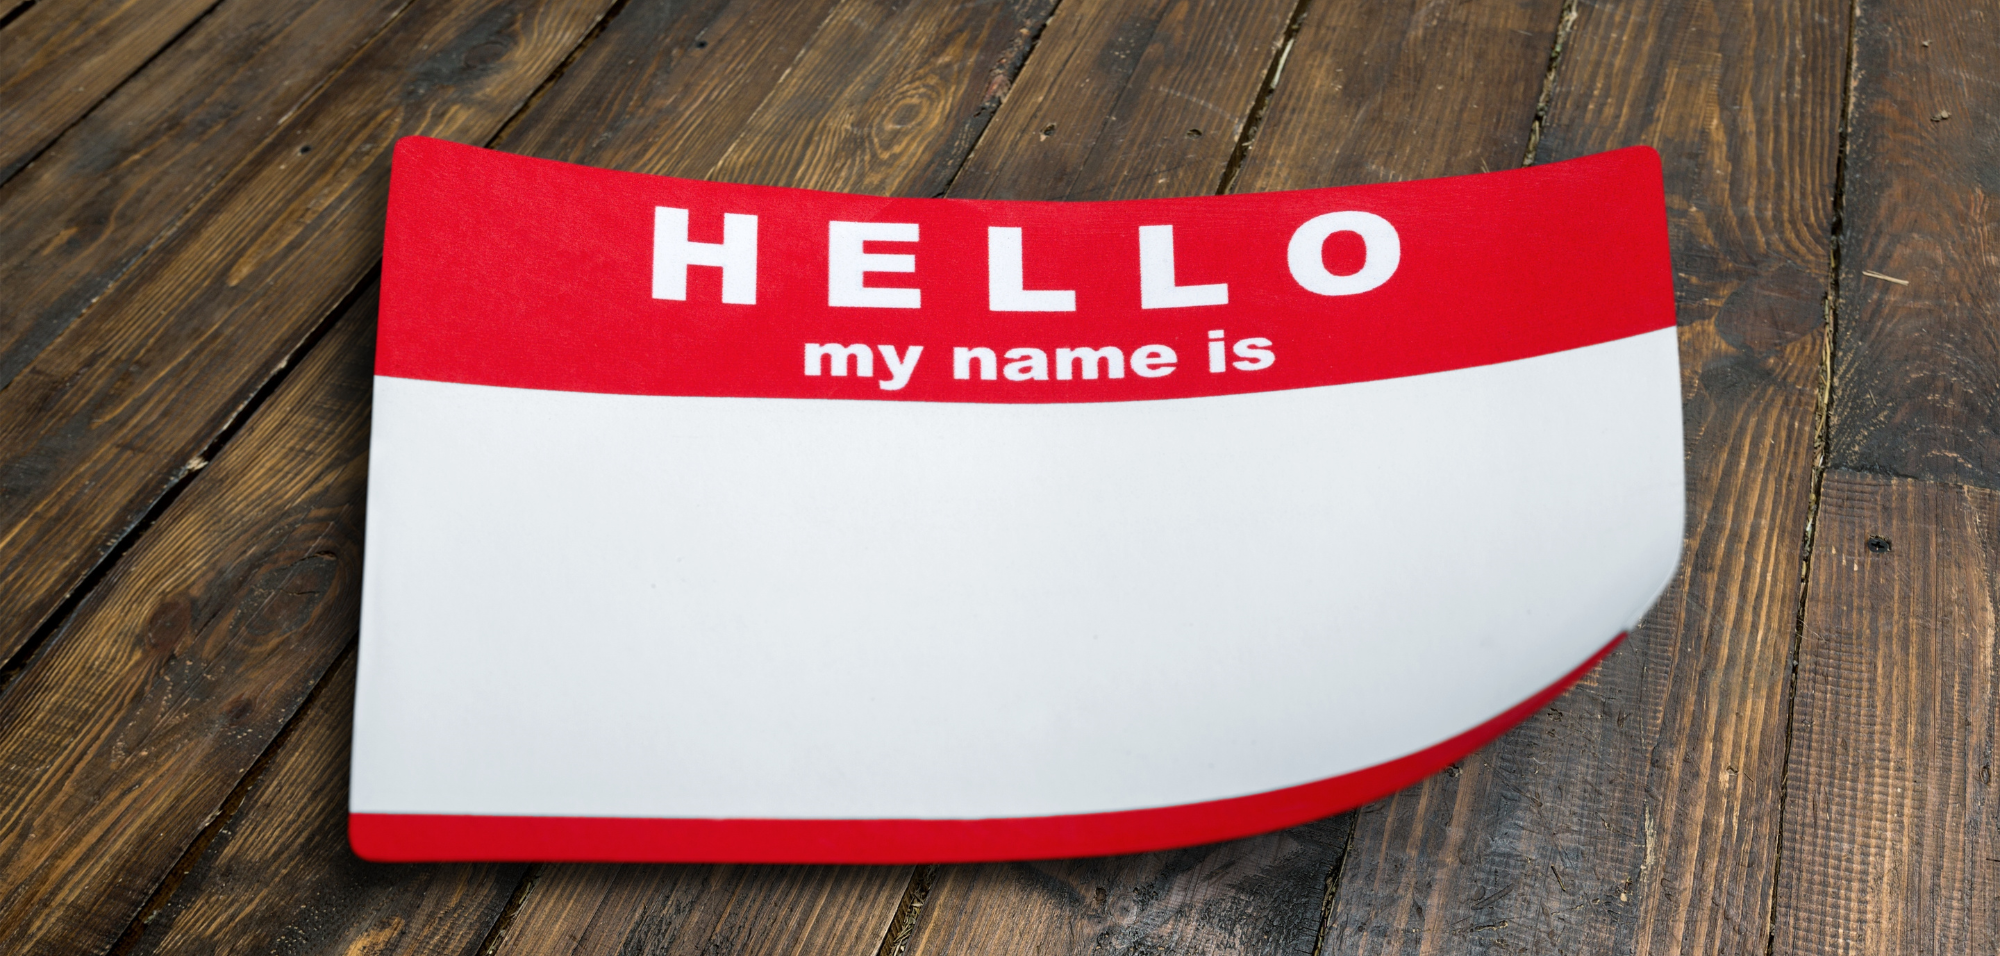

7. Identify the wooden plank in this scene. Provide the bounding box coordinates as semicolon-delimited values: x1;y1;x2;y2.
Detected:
0;0;415;389
0;0;619;949
1773;9;2000;946
0;0;1057;952
0;295;375;956
908;820;1350;956
944;0;1298;201
122;653;529;956
489;0;840;172
0;0;619;669
1826;1;2000;489
1770;470;1999;954
499;0;1051;197
699;0;1053;196
489;864;912;956
0;0;219;183
1226;0;1563;193
1304;0;1850;951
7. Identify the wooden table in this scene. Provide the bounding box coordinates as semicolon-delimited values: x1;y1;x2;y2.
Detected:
0;0;1991;952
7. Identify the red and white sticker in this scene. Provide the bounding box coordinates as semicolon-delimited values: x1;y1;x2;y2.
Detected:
351;136;1684;863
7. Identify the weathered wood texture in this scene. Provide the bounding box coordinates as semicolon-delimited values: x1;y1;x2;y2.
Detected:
500;0;1052;197
489;864;912;956
1227;0;1563;194
123;653;529;956
0;0;413;389
1827;1;2000;488
1771;471;1999;955
0;0;218;182
1771;10;2000;950
909;819;1350;956
1307;0;1849;951
0;0;1056;952
0;0;617;670
0;300;375;956
945;0;1298;202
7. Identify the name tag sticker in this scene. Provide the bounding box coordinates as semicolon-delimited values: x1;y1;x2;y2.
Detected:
350;136;1685;863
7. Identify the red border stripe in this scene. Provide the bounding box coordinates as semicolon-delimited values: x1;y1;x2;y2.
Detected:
379;138;1674;402
351;633;1623;863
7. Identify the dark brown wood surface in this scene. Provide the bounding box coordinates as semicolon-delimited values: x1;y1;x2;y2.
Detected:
1772;4;2000;951
1828;0;2000;487
909;819;1350;956
0;293;377;956
0;0;219;182
0;0;622;672
0;0;413;386
0;0;1990;952
123;653;531;956
1773;472;1999;955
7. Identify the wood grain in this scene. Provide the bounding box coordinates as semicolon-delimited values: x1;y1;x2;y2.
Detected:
1304;0;1850;951
946;0;1300;201
1775;8;2000;949
1770;470;2000;954
0;0;220;183
122;653;529;956
488;864;911;956
501;0;1053;198
1227;0;1564;193
53;0;1059;952
489;0;832;172
1826;1;2000;489
0;0;414;390
0;0;617;670
908;819;1350;956
0;299;374;956
701;0;1054;197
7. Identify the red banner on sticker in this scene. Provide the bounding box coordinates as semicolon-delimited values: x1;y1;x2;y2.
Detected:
380;137;1673;402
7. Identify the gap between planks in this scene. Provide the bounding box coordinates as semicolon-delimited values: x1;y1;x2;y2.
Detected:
1761;0;1864;952
485;0;639;148
0;0;36;33
1518;0;1580;167
927;0;1065;199
100;640;361;956
70;4;646;948
0;0;444;686
1211;0;1312;196
0;0;639;692
69;0;1069;950
1306;816;1358;956
0;0;227;189
472;861;544;956
0;263;371;703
